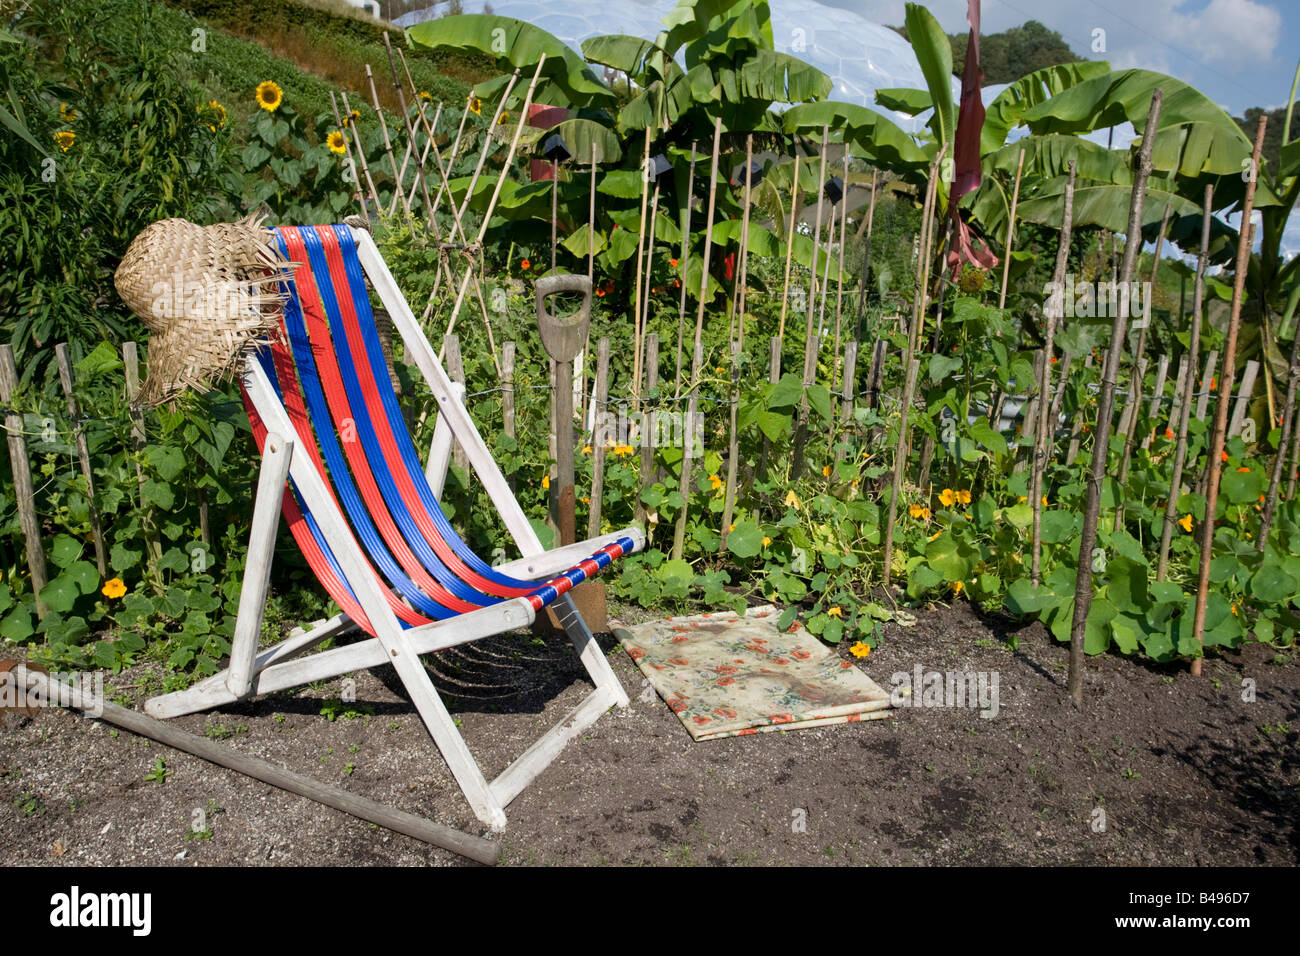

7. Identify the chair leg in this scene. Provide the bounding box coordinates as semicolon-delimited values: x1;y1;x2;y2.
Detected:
550;593;630;708
379;619;509;830
226;432;293;698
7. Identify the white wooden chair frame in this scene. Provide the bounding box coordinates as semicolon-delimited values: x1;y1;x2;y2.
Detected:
146;227;639;829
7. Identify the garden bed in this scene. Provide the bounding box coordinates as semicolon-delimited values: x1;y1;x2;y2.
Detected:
2;601;1295;866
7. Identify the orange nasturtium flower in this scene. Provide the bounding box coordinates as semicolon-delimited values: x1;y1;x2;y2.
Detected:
101;578;127;600
761;536;772;548
950;580;964;595
956;489;971;505
708;474;723;491
1221;450;1229;462
828;606;842;617
255;80;283;112
1237;466;1251;473
542;474;550;489
849;642;870;659
520;258;531;270
670;258;679;268
939;488;957;507
1179;514;1194;533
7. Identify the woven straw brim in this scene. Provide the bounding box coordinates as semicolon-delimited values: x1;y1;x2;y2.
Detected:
114;215;289;407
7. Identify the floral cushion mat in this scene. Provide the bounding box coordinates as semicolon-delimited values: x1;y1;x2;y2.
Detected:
612;605;893;741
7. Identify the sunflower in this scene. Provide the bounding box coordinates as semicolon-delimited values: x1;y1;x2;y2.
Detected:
469;96;482;115
53;130;75;152
58;103;77;122
255;80;283;112
350;108;361;123
101;577;127;600
418;90;432;101
497;111;510;125
206;100;227;127
326;129;347;154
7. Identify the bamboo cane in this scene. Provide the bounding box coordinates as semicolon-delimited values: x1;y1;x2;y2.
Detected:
631;127;652;406
882;358;922;591
366;64;413;224
674;141;697;398
1031;160;1076;586
832;150;850;392
339;91;382;213
801;127;829;417
673;117;721;561
998;147;1026;309
777;149;801;341
1191;116;1267;676
720;135;755;550
1067;88;1164;707
329;91;370;216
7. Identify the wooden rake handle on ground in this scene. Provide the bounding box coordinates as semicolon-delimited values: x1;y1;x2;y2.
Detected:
5;664;499;866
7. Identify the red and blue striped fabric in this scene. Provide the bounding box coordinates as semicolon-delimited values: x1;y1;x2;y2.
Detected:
240;224;636;635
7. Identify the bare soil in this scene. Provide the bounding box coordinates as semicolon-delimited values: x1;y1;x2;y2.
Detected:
1;600;1297;866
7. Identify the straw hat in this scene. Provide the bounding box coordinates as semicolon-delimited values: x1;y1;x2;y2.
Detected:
114;214;289;407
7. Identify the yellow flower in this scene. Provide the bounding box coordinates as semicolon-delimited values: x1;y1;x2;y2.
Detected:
469;96;482;115
350;108;361;123
761;536;772;548
255;80;283;112
828;606;842;617
1042;495;1048;507
1231;603;1239;617
418;90;432;101
939;488;956;507
849;642;870;659
582;444;592;454
1017;496;1027;503
927;530;943;542
53;130;75;151
542;474;550;489
728;523;735;533
950;580;964;595
709;474;723;491
498;111;511;125
822;465;832;477
613;444;634;457
1179;514;1193;533
59;102;77;122
909;504;924;518
784;490;801;510
204;100;227;127
326;130;347;154
956;489;971;505
101;578;127;600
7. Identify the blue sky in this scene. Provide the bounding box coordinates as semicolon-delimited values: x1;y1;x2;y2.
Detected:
821;0;1299;117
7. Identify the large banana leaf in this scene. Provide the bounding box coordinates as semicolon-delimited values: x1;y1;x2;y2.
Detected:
1016;179;1203;234
406;15;615;108
983;134;1131;185
783;101;929;172
739;49;831;104
532;118;623;164
980;61;1112;155
902;2;955;150
1018;69;1281;209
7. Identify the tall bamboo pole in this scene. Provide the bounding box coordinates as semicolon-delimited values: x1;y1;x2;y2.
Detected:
339;91;382;213
329;91;370;215
382;33;435;226
1031;160;1076;585
801;127;829;414
720;134;754;551
674;141;697;398
366;64;413;224
672;117;721;561
631;127;652;406
998;147;1026;309
832;150;850;392
777;152;801;341
1191;116;1267;676
881;359;921;591
1067;88;1163;707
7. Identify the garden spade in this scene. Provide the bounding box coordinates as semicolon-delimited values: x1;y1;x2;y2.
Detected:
534;274;606;630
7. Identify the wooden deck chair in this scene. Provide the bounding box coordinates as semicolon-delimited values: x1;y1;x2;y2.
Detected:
146;224;643;829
